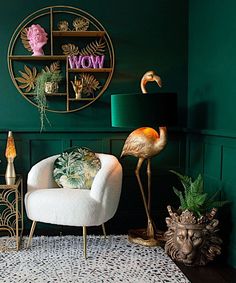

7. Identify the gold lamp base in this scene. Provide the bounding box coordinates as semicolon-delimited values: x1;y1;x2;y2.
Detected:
128;228;160;247
128;228;165;247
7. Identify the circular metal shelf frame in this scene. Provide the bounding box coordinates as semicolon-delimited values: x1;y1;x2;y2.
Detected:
7;6;115;113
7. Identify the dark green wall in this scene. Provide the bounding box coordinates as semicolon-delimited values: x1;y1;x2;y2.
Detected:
188;0;236;131
0;0;188;238
188;0;236;267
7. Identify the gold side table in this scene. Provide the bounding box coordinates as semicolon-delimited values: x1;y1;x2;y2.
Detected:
0;175;23;251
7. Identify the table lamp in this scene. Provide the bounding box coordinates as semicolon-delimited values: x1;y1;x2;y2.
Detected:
5;131;17;179
111;70;177;246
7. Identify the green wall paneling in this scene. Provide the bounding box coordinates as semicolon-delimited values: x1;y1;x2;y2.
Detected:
204;143;222;179
186;131;236;268
30;139;65;166
0;129;186;236
222;145;236;185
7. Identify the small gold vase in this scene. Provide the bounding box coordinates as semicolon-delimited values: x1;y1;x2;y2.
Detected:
44;82;59;94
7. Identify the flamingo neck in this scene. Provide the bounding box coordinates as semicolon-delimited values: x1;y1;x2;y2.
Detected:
140;78;147;94
156;126;168;150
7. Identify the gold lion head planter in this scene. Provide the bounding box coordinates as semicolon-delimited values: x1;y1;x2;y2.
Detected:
164;205;222;266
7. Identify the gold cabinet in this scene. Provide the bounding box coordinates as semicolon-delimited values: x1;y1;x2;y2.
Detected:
8;6;115;113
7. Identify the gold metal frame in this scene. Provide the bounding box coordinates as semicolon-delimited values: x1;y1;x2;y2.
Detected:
7;6;115;113
0;175;23;251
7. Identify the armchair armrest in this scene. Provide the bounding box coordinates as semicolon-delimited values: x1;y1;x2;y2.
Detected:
27;155;60;192
90;153;122;204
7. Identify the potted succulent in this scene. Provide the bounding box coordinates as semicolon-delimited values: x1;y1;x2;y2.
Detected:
35;61;62;131
164;171;229;266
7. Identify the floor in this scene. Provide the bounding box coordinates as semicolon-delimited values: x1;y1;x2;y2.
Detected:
176;262;236;283
27;226;236;282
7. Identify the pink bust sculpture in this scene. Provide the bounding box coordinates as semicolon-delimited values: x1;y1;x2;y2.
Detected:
27;24;48;56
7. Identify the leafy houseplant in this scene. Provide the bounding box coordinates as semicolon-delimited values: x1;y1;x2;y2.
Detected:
164;170;229;266
170;170;228;218
35;61;62;131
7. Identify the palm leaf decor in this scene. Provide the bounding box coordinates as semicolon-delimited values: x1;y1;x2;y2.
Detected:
44;61;61;73
72;17;90;31
79;73;101;96
20;27;32;52
61;44;79;56
80;39;105;56
15;65;38;92
61;39;105;56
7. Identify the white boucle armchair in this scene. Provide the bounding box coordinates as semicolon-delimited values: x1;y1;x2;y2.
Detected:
24;153;123;258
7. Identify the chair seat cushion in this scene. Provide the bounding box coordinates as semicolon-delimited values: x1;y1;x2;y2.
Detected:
25;188;103;226
53;147;101;189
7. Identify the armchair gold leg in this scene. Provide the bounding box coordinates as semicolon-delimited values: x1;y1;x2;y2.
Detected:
27;220;37;249
83;226;87;259
102;223;107;239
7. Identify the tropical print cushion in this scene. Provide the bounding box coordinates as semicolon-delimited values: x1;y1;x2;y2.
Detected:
53;147;101;189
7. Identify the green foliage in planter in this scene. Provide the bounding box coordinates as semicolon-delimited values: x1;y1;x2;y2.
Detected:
34;65;62;131
170;170;229;218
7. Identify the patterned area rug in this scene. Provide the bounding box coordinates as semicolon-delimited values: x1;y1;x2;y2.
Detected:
0;235;189;283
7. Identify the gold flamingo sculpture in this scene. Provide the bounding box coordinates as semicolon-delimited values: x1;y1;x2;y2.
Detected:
121;70;167;246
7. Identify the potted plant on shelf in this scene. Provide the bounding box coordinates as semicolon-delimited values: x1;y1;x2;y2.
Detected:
164;170;229;266
35;61;62;131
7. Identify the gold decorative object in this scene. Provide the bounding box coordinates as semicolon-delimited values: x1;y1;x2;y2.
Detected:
44;82;59;94
44;61;61;74
58;20;69;31
80;39;105;56
79;73;101;96
0;175;23;251
120;70;166;247
62;43;80;56
165;206;222;266
71;76;83;99
5;131;17;179
72;17;90;31
62;40;105;57
140;70;162;93
70;74;101;99
15;65;38;92
20;27;32;52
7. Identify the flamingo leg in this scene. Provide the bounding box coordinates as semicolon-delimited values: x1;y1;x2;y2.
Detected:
135;158;154;238
147;158;151;211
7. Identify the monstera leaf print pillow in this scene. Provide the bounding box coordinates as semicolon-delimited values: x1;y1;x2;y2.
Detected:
53;147;101;189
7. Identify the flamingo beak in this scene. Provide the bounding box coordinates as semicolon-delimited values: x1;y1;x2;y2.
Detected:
153;75;162;88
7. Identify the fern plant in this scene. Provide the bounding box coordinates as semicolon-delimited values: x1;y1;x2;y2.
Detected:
170;170;229;218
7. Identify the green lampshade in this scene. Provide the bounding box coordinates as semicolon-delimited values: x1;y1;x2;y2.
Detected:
111;93;177;128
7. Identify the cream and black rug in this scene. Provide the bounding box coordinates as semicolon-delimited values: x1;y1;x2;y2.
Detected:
0;235;189;283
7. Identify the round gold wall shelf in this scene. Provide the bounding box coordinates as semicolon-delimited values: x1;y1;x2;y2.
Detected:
7;6;115;113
